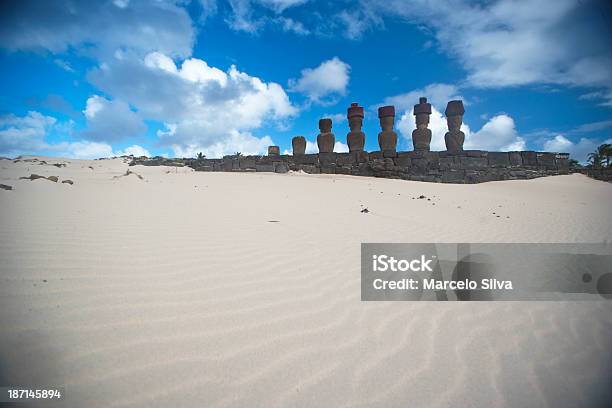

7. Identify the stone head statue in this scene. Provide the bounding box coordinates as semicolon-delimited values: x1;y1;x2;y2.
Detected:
377;105;397;152
317;118;335;153
444;100;465;152
292;136;306;155
414;97;432;130
319;118;332;133
445;100;465;131
347;103;365;152
378;105;395;131
347;102;364;131
412;97;432;151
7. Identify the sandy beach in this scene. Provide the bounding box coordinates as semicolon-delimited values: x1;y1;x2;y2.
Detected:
1;156;611;407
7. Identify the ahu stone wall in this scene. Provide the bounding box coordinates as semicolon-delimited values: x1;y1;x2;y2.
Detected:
185;150;570;184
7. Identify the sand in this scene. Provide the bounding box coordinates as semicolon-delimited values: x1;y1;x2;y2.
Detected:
1;156;611;407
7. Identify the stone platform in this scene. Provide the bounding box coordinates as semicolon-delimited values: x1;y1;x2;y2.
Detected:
159;150;571;184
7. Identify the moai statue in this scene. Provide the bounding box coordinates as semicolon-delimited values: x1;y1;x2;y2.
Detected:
292;136;306;155
377;105;397;153
317;118;335;153
268;145;280;156
346;103;365;152
412;97;432;151
444;100;465;152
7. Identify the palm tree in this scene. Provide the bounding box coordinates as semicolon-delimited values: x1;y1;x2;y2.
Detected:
598;143;611;168
588;144;612;168
196;152;205;161
587;152;602;168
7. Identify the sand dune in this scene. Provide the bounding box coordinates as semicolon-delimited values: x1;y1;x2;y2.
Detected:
1;156;611;407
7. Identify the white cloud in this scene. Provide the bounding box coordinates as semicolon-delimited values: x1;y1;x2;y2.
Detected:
305;139;318;154
82;95;146;142
55;141;114;159
289;57;350;104
0;110;155;159
277;17;310;35
382;83;463;112
542;135;612;163
397;106;469;151
167;129;274;158
53;58;75;73
0;111;57;157
116;144;151;157
368;0;612;106
465;115;526;151
0;0;194;60
89;52;297;157
397;106;526;151
334;141;349;152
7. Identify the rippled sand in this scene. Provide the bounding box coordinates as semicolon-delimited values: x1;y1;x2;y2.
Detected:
1;156;611;407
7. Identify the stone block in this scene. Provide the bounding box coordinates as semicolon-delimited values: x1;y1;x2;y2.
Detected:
394;156;412;168
521;151;538;166
336;153;355;166
294;154;318;165
410;158;428;173
459;156;488;169
274;163;289;173
354;151;369;162
369;151;383;159
466;150;488;158
319;152;337;166
442;170;465;183
222;160;233;171
358;163;374;176
320;165;336;174
439;157;455;170
335;166;352;175
239;157;257;169
487;152;510;167
255;164;275;172
301;165;320;174
537;152;556;169
508;151;523;166
382;149;397;158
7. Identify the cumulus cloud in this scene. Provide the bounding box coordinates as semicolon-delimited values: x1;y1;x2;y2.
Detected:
0;0;194;60
370;0;612;105
163;128;274;158
82;95;146;142
542;135;612;163
397;106;468;151
289;57;350;104
115;144;151;157
0;111;57;157
397;106;525;151
88;52;296;157
382;83;463;112
0;110;149;159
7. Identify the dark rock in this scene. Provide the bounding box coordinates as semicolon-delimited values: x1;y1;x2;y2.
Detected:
509;152;523;166
0;184;12;190
460;156;488;169
487;152;510;167
274;163;289;173
521;151;538;166
61;179;74;185
319;152;337;166
20;174;46;181
255;164;275;172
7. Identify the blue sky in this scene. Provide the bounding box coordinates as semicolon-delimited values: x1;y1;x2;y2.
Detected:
0;0;611;162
